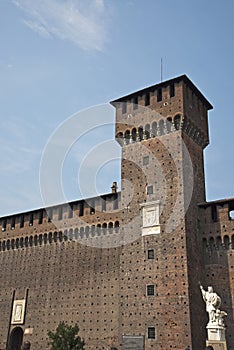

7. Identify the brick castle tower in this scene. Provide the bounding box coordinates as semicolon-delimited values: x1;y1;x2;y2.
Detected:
0;75;233;350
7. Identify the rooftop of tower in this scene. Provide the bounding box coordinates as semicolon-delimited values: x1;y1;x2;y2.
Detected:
111;74;213;110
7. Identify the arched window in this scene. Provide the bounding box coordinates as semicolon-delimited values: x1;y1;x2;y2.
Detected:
209;237;215;251
97;224;101;236
85;226;90;238
54;231;58;243
68;229;73;240
132;128;137;142
20;237;24;248
216;236;222;250
34;235;38;246
116;132;124;145
102;223;107;234
59;231;63;242
174;114;181;130
29;235;33;247
223;235;230;250
114;221;120;233
138;126;144;141
145;124;150;139
49;232;53;244
91;225;95;237
25;237;29;248
80;227;84;238
39;234;43;245
11;239;15;250
152;122;157;137
16;238;19;249
166;117;172;133
44;233;48;244
232;235;234;250
74;228;78;240
108;222;113;234
125;130;130;145
159;119;164;135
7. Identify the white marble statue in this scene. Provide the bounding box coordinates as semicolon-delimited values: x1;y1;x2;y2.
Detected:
200;285;224;324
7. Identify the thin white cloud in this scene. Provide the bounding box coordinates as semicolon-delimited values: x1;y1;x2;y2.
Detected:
13;0;108;51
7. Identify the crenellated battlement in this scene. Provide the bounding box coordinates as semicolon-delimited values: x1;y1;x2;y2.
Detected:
0;190;121;239
198;198;234;263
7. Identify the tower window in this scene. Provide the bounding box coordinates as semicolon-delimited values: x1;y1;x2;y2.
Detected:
157;88;162;102
143;156;149;166
79;201;84;216
133;96;138;109
29;213;33;226
147;285;155;296
38;211;43;224
148;327;156;339
122;102;127;114
20;215;24;228
148;249;154;259
147;185;153;195
145;92;150;106
170;83;175;97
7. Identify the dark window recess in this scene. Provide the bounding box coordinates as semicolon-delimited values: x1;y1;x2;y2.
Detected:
38;211;43;224
143;156;149;166
148;327;156;339
58;207;63;220
101;196;106;212
29;213;33;226
68;205;73;218
145;92;150;106
113;194;118;210
148;249;154;259
11;217;15;229
147;285;155;296
157;88;162;102
170;83;175;97
122;102;127;114
133;96;138;109
147;185;153;195
79;201;84;217
211;204;217;222
20;215;24;228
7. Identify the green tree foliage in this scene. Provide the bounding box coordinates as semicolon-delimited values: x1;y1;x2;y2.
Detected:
48;321;85;350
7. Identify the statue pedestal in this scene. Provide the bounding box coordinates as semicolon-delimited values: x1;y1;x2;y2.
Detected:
206;324;227;350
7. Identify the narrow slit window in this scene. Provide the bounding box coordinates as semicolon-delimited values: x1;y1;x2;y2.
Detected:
157;88;162;102
145;92;150;106
170;83;175;97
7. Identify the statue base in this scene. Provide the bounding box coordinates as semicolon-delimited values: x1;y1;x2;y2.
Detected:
206;340;227;350
206;324;227;350
207;324;226;341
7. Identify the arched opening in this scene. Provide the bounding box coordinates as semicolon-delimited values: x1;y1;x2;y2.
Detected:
223;235;230;250
124;130;130;145
8;327;24;350
151;121;157;137
174;114;181;130
145;124;150;139
159;119;164;135
132;128;137;142
138;126;143;141
166;117;172;133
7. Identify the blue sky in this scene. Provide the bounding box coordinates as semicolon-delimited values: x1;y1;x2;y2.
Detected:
0;0;234;216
